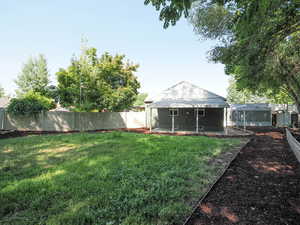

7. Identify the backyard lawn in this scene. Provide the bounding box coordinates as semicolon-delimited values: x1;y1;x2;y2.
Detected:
0;132;241;225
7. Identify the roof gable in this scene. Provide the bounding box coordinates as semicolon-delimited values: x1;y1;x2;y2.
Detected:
147;81;228;108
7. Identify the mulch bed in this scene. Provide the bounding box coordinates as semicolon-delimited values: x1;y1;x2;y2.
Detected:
185;129;300;225
0;128;253;140
0;130;79;139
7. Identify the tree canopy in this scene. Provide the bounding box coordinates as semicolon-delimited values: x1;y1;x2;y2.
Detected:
227;78;268;104
204;0;300;108
144;0;193;28
15;54;51;96
133;93;148;106
145;0;300;109
57;47;140;112
7;91;56;116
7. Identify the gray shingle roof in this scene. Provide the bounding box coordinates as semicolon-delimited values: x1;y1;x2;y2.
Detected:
146;81;228;108
230;104;271;111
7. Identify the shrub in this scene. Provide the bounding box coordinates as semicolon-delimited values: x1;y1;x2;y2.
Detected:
7;91;56;116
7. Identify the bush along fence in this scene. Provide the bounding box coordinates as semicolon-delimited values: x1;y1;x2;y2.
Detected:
286;128;300;163
0;109;145;132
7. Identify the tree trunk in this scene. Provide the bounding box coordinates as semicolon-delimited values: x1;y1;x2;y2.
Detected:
285;80;300;112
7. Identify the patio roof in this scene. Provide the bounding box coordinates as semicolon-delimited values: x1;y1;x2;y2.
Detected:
146;81;228;108
230;104;271;111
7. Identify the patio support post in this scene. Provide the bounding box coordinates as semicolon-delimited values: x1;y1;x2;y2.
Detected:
172;113;175;133
243;110;246;131
149;108;152;132
196;108;199;133
225;107;228;134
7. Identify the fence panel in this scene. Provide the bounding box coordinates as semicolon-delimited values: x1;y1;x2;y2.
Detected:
286;128;300;163
0;110;146;132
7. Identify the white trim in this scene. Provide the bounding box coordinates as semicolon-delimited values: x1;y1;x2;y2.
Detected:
172;114;175;133
149;108;152;132
169;108;179;116
196;108;199;133
195;108;205;117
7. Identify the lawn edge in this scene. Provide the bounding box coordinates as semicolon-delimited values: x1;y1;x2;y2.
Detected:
182;137;253;225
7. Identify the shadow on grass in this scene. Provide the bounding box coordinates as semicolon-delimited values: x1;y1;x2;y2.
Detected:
0;132;240;225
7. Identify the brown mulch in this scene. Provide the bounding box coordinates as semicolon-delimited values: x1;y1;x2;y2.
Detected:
0;130;79;139
0;128;253;140
185;129;300;225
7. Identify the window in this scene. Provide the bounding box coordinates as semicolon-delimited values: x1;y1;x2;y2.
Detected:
169;109;178;116
195;109;205;117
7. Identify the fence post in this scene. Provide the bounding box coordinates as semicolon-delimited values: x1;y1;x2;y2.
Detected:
286;128;300;163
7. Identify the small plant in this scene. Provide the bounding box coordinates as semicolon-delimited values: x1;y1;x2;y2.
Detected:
7;91;56;116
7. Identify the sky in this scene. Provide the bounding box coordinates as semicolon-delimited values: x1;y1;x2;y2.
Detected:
0;0;229;98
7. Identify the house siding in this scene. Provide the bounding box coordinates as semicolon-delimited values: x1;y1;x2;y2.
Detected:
153;108;224;131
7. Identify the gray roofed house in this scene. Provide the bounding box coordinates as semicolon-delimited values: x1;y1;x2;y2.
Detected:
145;81;229;132
145;81;228;108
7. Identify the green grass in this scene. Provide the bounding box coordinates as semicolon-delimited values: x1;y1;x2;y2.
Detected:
0;132;240;225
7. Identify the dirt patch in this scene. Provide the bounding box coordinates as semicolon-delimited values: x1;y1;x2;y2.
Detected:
185;129;300;225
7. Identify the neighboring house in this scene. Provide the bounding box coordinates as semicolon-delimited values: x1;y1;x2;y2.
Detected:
0;97;11;109
145;81;229;132
269;104;299;127
228;104;272;127
130;106;145;112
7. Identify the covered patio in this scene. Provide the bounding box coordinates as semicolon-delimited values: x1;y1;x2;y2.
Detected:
150;127;252;137
145;81;230;133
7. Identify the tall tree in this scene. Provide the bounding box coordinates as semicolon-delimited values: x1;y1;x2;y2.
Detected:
203;0;300;109
15;54;50;96
133;93;148;106
144;0;192;28
145;0;300;110
227;77;293;104
227;78;268;104
57;46;140;112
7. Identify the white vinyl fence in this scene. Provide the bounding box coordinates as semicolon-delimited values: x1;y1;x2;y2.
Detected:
286;128;300;163
0;109;146;132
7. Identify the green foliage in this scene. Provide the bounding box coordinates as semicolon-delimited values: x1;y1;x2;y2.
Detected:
133;93;148;106
0;85;4;97
44;85;60;102
145;0;300;109
188;0;300;108
144;0;193;28
15;54;50;96
6;91;56;116
0;132;240;225
227;77;294;104
57;46;140;112
190;1;234;40
227;78;268;104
